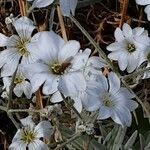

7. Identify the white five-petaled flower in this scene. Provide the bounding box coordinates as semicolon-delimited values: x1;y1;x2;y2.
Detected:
135;0;150;21
107;23;150;73
9;116;53;150
0;16;40;77
82;72;138;127
3;66;32;99
25;31;86;112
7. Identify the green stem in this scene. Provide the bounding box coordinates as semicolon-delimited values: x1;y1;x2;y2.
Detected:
122;67;150;80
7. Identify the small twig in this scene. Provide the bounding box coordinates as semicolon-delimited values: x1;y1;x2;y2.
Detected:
119;0;129;28
57;5;68;42
54;132;81;150
7;112;20;129
0;106;7;112
8;109;41;113
35;89;43;109
18;0;26;16
7;65;19;110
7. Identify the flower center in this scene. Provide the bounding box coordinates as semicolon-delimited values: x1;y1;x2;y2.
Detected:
16;38;30;57
102;94;114;107
51;62;71;75
147;52;150;62
14;76;25;84
21;129;36;144
127;43;136;53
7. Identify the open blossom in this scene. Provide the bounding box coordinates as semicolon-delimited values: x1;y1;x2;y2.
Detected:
25;31;86;111
3;66;32;99
0;16;40;77
82;72;138;127
107;23;150;73
135;0;150;21
9;116;53;150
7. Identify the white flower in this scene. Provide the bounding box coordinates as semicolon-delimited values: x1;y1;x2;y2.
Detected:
107;23;150;73
25;31;86;109
3;66;32;99
82;72;138;127
135;0;150;21
0;16;40;77
9;116;53;150
59;0;78;16
27;0;54;9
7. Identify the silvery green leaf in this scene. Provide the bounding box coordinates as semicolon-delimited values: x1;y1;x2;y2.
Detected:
124;130;138;149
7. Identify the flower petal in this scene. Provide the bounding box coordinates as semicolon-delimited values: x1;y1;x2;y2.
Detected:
122;23;133;38
1;53;20;77
9;140;27;150
98;106;111;119
87;56;107;69
23;81;32;99
42;76;59;95
58;40;80;63
30;73;47;93
114;28;124;42
0;33;9;47
60;0;77;16
135;0;150;5
127;52;139;73
132;27;144;36
51;91;63;103
111;106;132;127
71;48;91;70
37;31;64;63
108;72;120;94
34;121;53;139
28;139;49;150
117;52;128;71
13;84;24;97
145;5;150;21
58;72;86;97
12;129;23;142
32;0;54;8
82;93;101;111
12;16;35;39
0;48;19;68
20;116;35;128
2;77;11;92
107;42;124;51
